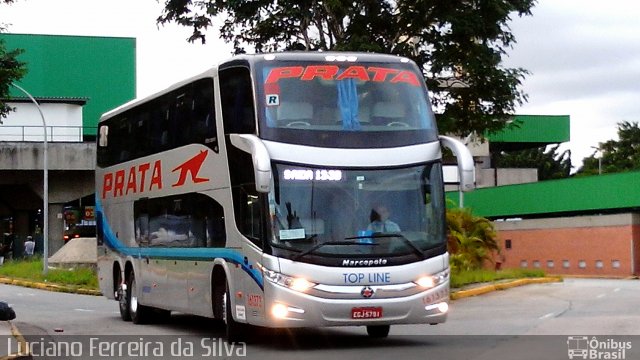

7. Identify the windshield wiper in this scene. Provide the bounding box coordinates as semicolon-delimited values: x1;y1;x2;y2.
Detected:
292;240;376;261
345;234;426;260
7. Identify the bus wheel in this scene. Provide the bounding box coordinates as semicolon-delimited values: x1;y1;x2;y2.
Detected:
118;281;131;322
223;283;246;343
366;325;390;338
128;272;150;324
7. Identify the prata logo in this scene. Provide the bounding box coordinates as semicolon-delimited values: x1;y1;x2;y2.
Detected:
171;150;210;187
567;336;632;360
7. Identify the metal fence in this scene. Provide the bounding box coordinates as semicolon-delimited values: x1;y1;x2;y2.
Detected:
0;125;97;142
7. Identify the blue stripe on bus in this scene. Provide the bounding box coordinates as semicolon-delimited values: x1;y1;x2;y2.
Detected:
95;199;264;289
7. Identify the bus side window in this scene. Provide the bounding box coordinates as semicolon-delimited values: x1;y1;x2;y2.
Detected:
192;78;218;152
220;67;256;134
136;194;226;248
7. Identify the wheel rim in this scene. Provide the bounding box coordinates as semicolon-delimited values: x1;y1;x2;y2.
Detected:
222;291;228;323
130;278;138;314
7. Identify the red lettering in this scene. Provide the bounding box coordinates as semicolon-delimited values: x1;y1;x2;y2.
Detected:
149;160;163;191
125;166;137;195
114;170;125;197
368;67;399;82
390;70;421;87
138;163;150;191
301;65;339;81
265;66;304;84
102;173;113;199
336;66;370;81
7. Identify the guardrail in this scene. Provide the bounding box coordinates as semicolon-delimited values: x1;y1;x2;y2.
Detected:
0;125;97;142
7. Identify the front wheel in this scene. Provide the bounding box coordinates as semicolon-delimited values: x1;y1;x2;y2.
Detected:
224;284;247;343
366;325;390;338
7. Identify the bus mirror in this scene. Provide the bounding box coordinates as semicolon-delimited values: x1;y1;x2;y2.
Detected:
229;134;272;193
439;135;475;192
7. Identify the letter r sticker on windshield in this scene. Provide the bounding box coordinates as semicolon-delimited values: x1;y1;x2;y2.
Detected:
266;94;280;106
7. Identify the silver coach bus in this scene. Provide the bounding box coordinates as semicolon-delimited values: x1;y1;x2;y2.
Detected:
96;52;475;342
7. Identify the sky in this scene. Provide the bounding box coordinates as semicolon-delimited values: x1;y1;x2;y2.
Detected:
3;0;640;169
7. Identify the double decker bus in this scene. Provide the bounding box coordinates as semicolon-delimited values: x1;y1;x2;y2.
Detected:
96;52;475;342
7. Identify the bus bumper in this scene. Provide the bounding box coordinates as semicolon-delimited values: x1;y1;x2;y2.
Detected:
260;280;449;328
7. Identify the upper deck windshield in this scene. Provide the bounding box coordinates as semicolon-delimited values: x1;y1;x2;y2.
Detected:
256;60;439;148
268;162;446;265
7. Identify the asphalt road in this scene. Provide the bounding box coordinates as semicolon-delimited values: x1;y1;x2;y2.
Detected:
2;278;639;359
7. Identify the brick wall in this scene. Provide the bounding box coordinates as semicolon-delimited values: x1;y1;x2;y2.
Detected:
494;213;640;277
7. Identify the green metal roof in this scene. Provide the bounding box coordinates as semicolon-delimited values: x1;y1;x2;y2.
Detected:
487;115;570;144
447;171;640;218
1;33;136;132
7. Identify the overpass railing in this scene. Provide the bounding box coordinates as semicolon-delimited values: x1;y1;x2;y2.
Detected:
0;125;97;142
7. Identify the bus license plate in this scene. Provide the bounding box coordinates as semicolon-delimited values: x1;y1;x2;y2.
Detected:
351;307;383;319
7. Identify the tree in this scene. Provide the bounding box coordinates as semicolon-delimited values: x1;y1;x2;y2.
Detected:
0;0;28;123
494;144;572;180
446;206;500;272
157;0;535;136
578;121;640;176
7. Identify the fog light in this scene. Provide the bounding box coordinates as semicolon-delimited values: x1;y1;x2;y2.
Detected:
271;303;289;319
437;302;449;313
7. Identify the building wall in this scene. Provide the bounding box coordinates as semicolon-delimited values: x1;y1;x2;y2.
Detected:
1;102;84;141
1;33;136;129
494;213;640;277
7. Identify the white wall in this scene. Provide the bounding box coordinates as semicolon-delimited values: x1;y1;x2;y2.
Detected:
0;102;84;142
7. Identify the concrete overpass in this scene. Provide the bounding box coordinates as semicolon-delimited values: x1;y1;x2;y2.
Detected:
0;142;95;255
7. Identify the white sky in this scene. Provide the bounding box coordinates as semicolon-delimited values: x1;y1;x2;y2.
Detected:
3;0;640;169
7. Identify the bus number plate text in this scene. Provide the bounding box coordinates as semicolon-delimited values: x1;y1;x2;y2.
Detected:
351;307;383;319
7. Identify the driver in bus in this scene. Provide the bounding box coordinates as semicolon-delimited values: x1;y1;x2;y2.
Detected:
367;204;401;233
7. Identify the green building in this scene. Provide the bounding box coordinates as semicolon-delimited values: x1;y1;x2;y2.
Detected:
1;33;136;132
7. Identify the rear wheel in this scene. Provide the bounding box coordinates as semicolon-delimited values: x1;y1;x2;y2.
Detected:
118;276;131;321
128;272;151;324
366;325;390;338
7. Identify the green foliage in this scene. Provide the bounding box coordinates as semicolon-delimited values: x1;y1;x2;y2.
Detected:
494;144;572;180
446;207;500;272
578;121;640;176
450;268;545;288
0;257;99;289
157;0;535;136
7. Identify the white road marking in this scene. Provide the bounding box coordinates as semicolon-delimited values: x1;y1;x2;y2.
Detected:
596;293;606;299
539;312;555;320
613;288;621;292
74;308;95;312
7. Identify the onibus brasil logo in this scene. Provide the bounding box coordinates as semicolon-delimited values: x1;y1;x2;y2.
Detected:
567;336;632;360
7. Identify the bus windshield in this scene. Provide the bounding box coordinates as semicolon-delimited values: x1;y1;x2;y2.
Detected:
268;162;445;263
256;60;439;148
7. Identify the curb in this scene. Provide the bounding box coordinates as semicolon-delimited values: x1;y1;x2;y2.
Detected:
0;277;101;296
450;277;563;300
0;321;30;360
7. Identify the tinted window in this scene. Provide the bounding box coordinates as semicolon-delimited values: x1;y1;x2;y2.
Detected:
134;193;226;248
220;67;256;134
97;78;217;167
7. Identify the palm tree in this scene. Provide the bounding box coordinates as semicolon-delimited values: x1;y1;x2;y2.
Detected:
446;207;500;272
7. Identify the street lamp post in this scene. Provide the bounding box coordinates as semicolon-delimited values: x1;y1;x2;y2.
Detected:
11;83;49;275
591;146;603;175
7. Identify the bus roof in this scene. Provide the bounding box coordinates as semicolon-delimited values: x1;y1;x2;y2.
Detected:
100;51;415;122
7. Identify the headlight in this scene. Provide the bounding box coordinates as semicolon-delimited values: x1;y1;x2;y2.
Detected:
263;269;316;293
414;269;449;289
